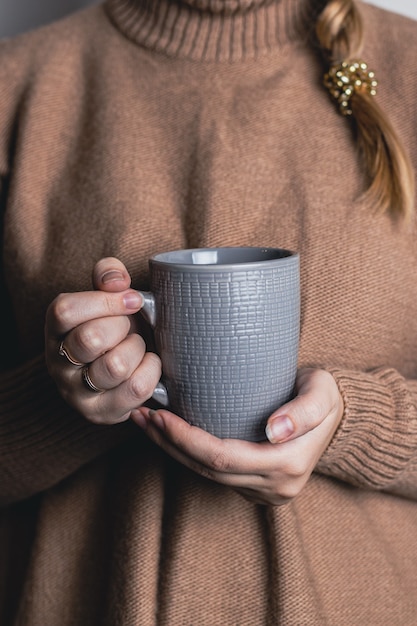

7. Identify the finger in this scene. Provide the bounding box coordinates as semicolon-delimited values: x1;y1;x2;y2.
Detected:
132;408;327;497
83;333;147;391
133;407;283;477
46;289;143;337
83;352;162;424
55;315;131;366
92;257;132;293
133;410;265;488
265;368;340;444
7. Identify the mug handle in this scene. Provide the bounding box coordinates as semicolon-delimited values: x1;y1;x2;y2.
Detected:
138;291;169;407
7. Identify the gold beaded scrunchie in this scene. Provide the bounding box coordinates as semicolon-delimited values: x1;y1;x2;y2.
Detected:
324;60;378;115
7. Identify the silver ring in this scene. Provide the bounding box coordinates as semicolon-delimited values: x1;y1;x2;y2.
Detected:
59;340;84;367
82;365;105;394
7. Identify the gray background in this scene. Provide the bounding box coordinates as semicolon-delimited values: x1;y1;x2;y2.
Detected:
0;0;416;39
0;0;98;38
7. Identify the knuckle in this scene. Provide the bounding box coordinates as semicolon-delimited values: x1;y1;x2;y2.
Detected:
294;399;322;432
77;324;105;354
207;447;232;473
84;411;107;425
103;352;131;382
272;481;302;501
286;458;309;479
283;481;300;498
49;294;74;327
306;399;323;428
129;372;156;402
196;465;217;482
103;295;119;317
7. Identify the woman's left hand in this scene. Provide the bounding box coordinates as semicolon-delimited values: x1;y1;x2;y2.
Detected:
131;368;343;505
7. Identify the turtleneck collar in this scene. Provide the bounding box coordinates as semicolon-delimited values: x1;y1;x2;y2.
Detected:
104;0;323;62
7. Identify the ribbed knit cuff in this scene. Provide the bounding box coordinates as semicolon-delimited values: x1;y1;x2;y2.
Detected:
316;367;416;491
0;354;133;505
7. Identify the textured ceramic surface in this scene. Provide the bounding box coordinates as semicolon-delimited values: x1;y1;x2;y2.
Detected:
141;247;300;441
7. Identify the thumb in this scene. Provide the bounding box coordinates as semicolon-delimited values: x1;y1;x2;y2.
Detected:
92;257;132;293
265;368;340;444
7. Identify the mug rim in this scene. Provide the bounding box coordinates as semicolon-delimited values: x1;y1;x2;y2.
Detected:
150;246;299;271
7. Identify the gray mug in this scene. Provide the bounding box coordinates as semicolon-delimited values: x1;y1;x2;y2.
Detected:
139;247;300;441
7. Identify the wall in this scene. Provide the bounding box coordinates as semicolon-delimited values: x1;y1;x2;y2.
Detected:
366;0;417;17
0;0;97;39
0;0;416;39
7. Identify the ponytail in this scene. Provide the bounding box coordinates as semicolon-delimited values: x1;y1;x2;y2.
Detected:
316;0;415;220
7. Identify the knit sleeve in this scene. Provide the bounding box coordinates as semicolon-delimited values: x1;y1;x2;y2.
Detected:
0;353;135;506
316;367;417;500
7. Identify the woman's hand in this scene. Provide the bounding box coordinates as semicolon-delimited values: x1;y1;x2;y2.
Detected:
45;257;161;424
132;368;344;505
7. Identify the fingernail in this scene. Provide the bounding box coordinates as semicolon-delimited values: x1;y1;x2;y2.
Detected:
132;409;147;430
123;290;143;310
101;270;125;284
265;415;294;443
149;409;165;431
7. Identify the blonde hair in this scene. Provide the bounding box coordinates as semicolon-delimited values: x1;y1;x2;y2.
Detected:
316;0;415;220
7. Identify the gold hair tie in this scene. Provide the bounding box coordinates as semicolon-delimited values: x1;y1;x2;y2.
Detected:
324;60;378;116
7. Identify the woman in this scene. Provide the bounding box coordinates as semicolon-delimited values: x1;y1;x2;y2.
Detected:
1;0;417;623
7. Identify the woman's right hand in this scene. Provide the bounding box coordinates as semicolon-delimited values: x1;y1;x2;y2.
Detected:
45;257;162;424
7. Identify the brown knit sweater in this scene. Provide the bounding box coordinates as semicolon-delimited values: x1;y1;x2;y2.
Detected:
1;0;417;623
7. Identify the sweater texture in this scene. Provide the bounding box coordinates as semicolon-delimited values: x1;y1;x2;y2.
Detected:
1;0;417;623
